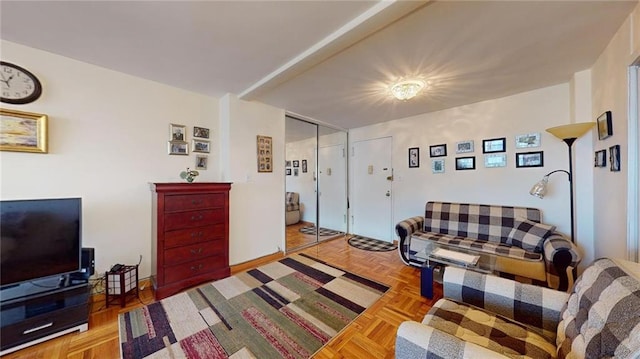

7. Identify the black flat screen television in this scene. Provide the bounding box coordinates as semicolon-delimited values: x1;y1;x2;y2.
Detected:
0;198;82;287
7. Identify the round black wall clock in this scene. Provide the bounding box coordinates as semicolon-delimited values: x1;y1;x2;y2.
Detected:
1;61;42;104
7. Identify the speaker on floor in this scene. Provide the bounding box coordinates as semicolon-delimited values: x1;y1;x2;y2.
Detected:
69;247;95;284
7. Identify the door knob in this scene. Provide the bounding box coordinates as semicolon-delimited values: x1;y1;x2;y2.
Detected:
386;191;391;197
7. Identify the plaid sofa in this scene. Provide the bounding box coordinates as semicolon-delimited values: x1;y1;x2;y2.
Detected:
285;192;300;225
396;201;580;290
396;258;640;358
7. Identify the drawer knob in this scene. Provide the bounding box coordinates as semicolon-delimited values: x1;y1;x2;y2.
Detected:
190;215;204;221
190;248;203;255
192;200;203;205
190;231;204;237
191;264;203;271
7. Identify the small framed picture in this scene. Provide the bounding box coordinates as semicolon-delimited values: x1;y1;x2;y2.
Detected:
484;153;507;168
192;139;210;153
594;149;607;168
455;140;474;154
170;123;186;141
483;137;506;153
408;147;420;168
432;159;445;174
0;108;48;153
285;160;291;167
294;168;299;176
168;141;188;155
597;111;613;140
455;156;476;170
429;144;447;157
301;160;308;173
195;155;208;170
515;133;541;148
516;151;544;168
609;144;620;172
193;126;210;139
293;160;300;168
286;168;291;176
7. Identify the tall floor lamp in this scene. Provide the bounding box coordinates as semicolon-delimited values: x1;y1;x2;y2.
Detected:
529;122;595;244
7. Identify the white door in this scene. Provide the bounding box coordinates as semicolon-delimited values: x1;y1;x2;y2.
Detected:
351;137;393;242
318;144;347;232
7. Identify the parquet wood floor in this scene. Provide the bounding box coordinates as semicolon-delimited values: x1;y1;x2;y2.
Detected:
3;237;440;358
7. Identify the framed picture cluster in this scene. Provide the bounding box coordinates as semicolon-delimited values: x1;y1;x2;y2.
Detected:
411;133;550;172
168;124;210;170
285;158;307;176
257;135;272;173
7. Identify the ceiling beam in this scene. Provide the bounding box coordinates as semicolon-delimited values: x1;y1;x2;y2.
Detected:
239;0;428;101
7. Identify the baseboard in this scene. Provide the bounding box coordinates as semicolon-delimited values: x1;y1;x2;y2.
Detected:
230;251;285;274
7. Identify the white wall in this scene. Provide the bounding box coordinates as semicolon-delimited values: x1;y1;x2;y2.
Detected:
0;41;220;279
350;84;580;250
591;2;640;260
219;94;285;265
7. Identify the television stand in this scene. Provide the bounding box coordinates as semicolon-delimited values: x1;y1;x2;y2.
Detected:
0;280;90;355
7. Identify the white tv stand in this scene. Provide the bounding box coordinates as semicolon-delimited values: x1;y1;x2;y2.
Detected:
0;277;90;356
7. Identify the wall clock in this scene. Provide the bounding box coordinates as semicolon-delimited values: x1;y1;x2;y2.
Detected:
1;61;42;104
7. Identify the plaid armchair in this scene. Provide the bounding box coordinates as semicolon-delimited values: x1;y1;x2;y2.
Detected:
396;258;640;358
396;201;580;290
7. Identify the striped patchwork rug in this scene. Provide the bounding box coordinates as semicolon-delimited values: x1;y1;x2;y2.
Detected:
119;253;389;358
298;226;344;236
348;235;398;252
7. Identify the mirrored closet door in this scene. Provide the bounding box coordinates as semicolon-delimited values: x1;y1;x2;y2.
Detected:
285;116;348;252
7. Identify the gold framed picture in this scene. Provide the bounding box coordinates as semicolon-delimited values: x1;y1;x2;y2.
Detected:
257;135;272;173
0;108;48;153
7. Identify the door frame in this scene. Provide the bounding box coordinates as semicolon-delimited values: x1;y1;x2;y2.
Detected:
628;62;639;262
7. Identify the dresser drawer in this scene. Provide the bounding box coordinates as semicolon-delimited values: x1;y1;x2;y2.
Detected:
164;241;225;266
164;224;224;248
164;209;224;231
164;194;224;212
164;255;227;284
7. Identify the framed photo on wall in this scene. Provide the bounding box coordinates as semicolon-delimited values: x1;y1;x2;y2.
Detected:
429;144;447;157
0;108;48;153
192;139;210;153
168;141;188;155
169;123;186;141
257;135;273;173
594;149;606;168
195;155;208;170
482;137;506;153
484;153;507;168
432;159;445;173
597;111;613;140
515;151;544;168
193;126;210;139
455;156;475;170
455;140;474;154
515;133;541;148
609;144;620;171
408;147;419;168
302;160;308;173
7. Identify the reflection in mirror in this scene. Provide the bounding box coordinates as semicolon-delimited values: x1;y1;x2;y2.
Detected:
285;116;318;251
317;125;348;241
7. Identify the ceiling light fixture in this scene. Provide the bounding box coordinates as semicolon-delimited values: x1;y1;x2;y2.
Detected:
390;80;425;100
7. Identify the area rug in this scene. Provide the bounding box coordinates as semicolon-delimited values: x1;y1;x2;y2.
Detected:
119;253;389;359
348;235;397;252
299;226;343;236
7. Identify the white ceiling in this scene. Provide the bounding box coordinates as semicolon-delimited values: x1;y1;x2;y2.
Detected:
1;1;636;130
